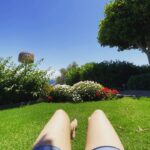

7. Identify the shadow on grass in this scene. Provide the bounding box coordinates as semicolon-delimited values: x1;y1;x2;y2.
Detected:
0;99;46;111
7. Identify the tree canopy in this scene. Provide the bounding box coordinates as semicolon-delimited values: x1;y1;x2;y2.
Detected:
98;0;150;63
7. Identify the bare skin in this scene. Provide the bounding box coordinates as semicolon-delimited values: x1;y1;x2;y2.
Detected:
70;118;78;139
33;109;124;150
85;110;124;150
33;109;72;150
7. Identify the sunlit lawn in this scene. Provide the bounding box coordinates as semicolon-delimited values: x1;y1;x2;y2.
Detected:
0;97;150;150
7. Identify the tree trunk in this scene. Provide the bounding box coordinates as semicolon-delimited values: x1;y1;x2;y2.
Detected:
145;42;150;64
147;53;150;64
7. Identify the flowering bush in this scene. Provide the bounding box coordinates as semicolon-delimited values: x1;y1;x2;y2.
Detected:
96;87;119;100
72;92;83;103
42;85;54;97
0;57;50;105
71;81;103;102
47;96;53;102
49;81;119;103
50;84;72;102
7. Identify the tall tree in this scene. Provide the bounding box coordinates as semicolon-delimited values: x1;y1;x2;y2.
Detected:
56;62;78;84
98;0;150;64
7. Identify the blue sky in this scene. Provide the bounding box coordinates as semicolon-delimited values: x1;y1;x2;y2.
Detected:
0;0;148;72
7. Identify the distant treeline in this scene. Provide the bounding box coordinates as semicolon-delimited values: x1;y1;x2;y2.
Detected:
56;61;150;90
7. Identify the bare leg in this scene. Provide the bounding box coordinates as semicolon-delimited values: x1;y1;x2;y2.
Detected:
33;109;71;150
85;110;124;150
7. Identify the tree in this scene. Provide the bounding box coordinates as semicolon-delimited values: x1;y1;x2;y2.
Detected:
98;0;150;64
56;62;79;84
65;67;80;85
67;61;78;70
56;68;67;84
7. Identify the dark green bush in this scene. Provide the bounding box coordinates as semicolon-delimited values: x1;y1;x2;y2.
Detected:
127;74;150;90
80;61;141;89
65;67;81;85
56;62;79;85
0;58;50;105
59;61;150;89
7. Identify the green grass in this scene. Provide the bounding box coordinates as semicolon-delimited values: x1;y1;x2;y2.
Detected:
0;97;150;150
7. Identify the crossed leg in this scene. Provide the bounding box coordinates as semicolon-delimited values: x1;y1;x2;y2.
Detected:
85;110;124;150
33;109;71;150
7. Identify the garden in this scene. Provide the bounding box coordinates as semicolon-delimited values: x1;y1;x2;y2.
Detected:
0;56;150;150
1;0;150;149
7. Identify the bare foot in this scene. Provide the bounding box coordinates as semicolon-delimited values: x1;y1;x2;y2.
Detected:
70;118;78;139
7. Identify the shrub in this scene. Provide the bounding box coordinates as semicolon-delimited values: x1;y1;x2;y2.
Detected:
50;81;120;103
72;92;83;103
50;85;72;102
80;61;139;89
96;87;119;100
71;81;103;102
65;67;81;85
42;85;54;97
56;62;79;85
127;74;150;90
0;58;50;105
58;61;150;89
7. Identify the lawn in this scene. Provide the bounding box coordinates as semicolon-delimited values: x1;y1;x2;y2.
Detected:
0;97;150;150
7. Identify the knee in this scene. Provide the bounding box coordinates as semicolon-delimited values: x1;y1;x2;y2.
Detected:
55;109;67;115
55;109;70;120
90;109;105;119
93;109;104;115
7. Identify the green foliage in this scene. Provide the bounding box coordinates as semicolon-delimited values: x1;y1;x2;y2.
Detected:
0;57;49;105
58;61;150;89
71;81;103;102
127;73;150;90
56;62;79;84
51;81;103;103
80;63;95;80
98;0;150;63
65;67;81;85
50;85;72;102
56;68;67;84
81;61;141;89
42;85;54;98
